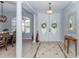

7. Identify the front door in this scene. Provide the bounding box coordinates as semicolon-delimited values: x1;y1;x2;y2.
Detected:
48;14;60;41
38;13;61;41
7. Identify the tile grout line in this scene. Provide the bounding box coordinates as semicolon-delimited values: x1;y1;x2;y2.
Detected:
33;42;40;58
57;42;67;58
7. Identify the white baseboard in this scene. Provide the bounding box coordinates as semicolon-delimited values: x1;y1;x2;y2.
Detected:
33;39;36;43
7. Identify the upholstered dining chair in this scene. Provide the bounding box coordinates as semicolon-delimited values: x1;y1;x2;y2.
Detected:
0;32;9;50
12;31;16;47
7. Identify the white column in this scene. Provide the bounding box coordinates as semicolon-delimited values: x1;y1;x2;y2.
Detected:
16;1;22;58
33;15;36;43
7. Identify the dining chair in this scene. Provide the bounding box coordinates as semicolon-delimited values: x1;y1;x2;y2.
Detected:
0;32;9;51
12;31;16;47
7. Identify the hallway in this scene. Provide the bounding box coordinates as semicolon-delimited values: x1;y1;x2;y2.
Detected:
22;40;77;58
0;1;79;58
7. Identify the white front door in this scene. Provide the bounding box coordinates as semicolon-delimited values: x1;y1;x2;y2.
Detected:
38;13;49;41
48;14;60;41
38;13;61;41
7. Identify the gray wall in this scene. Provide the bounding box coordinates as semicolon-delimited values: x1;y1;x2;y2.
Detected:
0;11;16;32
63;2;79;42
63;2;79;53
0;1;34;40
0;8;34;40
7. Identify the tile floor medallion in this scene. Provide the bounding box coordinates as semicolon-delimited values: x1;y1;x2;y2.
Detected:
35;42;65;58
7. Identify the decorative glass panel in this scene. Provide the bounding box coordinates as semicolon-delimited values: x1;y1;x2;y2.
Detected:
41;23;47;29
51;23;57;29
51;21;57;34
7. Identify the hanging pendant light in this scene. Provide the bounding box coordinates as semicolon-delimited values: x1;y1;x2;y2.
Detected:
0;1;7;22
47;3;52;15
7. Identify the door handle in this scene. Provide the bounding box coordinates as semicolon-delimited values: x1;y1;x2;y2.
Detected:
49;28;51;32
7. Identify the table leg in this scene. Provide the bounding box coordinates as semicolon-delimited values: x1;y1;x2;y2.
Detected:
64;39;66;49
67;40;69;53
75;41;77;56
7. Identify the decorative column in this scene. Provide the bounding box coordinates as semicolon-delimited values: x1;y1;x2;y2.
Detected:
16;1;22;58
33;14;36;43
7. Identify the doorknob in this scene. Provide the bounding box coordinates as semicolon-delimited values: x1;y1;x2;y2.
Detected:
49;28;51;32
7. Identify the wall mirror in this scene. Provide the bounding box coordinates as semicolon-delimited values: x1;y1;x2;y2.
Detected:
68;12;76;34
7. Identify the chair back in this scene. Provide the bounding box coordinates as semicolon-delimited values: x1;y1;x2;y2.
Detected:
13;31;16;41
2;32;9;43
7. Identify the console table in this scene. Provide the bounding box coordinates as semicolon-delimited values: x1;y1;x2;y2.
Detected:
64;35;77;56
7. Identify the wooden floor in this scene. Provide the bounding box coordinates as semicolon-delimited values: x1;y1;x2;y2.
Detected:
0;40;79;58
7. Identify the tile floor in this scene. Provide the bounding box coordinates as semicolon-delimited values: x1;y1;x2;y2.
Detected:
22;40;40;58
35;42;65;58
0;40;78;58
58;42;79;58
0;44;16;58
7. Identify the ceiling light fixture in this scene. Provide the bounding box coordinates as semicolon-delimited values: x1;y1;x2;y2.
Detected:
0;1;7;22
47;3;52;15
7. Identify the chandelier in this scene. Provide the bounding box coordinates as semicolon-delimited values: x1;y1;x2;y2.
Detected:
47;3;52;15
0;1;7;22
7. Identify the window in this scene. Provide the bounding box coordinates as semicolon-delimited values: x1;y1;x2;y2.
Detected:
11;19;16;32
25;20;30;33
11;17;30;33
22;19;30;33
22;20;25;32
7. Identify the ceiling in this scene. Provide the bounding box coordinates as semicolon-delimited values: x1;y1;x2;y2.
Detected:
0;1;72;14
28;1;72;13
0;1;33;14
0;1;16;13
